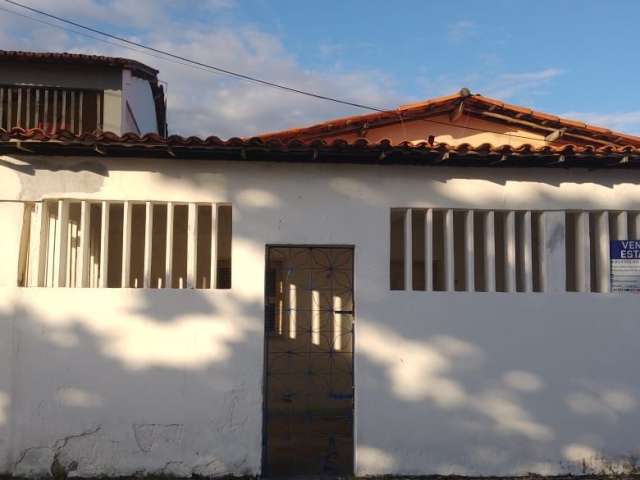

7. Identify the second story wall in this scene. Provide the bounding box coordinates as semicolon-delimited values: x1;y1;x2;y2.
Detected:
121;70;158;135
0;60;162;135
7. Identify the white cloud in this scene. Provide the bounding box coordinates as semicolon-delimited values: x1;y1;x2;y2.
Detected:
559;111;640;135
448;20;475;42
483;68;564;99
415;65;564;104
0;0;401;137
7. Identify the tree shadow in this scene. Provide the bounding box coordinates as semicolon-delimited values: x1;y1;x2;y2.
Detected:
0;288;264;478
354;293;640;476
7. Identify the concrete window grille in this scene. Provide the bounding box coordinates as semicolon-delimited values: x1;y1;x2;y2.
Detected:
0;86;104;133
390;208;545;293
17;200;232;289
565;210;640;293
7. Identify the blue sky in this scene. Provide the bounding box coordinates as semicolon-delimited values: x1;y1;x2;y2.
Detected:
1;0;640;137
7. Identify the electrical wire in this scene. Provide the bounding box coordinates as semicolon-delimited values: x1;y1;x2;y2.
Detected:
3;0;389;112
1;0;568;144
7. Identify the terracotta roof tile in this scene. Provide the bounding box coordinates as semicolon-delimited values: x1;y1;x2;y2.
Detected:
257;90;640;148
0;50;159;80
1;127;639;168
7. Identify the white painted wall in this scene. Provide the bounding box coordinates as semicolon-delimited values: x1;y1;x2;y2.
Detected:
0;289;262;477
0;156;639;476
121;70;158;135
355;293;640;476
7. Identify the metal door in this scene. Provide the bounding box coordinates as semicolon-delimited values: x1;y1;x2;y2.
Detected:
263;246;354;477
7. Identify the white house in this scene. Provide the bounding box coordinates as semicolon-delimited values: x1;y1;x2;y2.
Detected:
0;51;639;478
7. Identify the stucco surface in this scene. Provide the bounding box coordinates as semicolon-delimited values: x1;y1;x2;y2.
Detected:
0;289;263;477
0;156;638;476
355;293;640;476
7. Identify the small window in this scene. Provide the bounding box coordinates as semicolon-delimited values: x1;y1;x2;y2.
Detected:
0;85;103;133
390;208;544;293
18;200;232;289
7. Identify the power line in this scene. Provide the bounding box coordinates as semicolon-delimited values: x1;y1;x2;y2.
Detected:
1;0;566;145
3;0;389;113
0;5;213;75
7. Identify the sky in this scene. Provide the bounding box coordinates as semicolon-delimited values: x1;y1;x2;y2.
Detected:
1;0;640;138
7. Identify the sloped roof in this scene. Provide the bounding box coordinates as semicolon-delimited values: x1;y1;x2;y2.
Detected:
0;50;159;81
2;127;639;169
257;89;640;148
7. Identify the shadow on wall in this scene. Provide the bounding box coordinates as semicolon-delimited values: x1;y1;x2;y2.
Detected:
2;290;640;478
354;294;640;476
2;155;640;478
0;288;264;478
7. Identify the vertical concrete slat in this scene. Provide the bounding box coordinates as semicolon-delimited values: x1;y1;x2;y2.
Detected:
78;91;84;135
43;90;49;131
45;205;58;287
7;88;13;128
70;91;76;133
615;211;628;240
34;89;40;128
56;200;69;287
187;203;198;289
444;209;454;291
16;88;22;127
632;212;640;239
121;201;132;287
424;208;433;291
66;211;75;287
465;210;475;292
522;211;533;293
484;211;496;292
504;210;516;292
537;212;547;292
52;90;58;132
576;211;591;293
143;202;153;288
210;204;218;289
404;208;412;291
25;88;31;129
78;201;90;288
97;93;102;130
99;201;110;288
543;211;566;293
596;211;610;293
61;90;67;130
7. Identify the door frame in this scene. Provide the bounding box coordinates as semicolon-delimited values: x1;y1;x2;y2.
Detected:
261;244;356;477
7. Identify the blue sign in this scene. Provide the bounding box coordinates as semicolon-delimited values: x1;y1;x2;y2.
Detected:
610;240;640;292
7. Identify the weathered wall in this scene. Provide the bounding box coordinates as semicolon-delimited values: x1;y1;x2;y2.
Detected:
0;289;263;477
0;156;639;476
